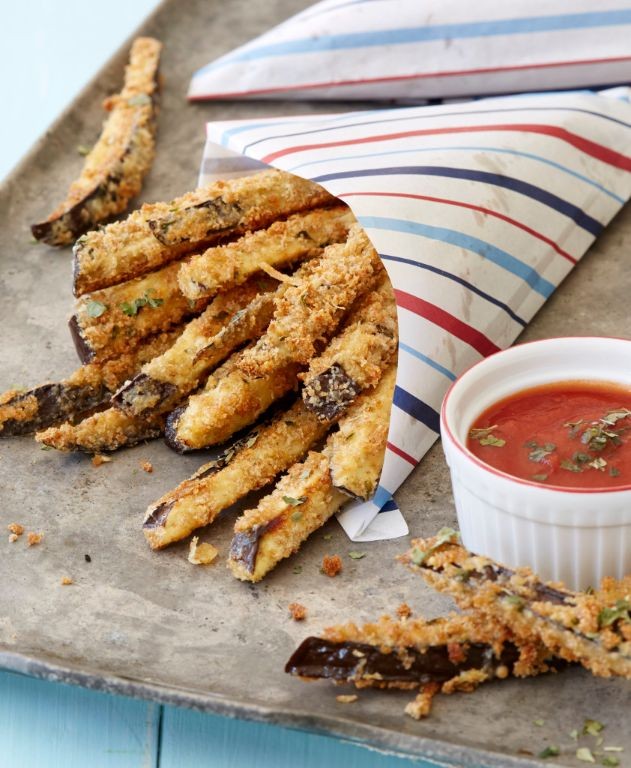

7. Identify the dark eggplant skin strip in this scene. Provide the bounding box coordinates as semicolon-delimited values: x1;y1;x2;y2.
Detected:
31;37;161;246
302;363;362;422
229;518;282;575
286;637;527;684
163;405;187;454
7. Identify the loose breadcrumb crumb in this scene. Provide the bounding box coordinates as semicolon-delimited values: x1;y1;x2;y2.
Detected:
396;603;412;619
8;534;18;543
92;454;112;467
7;523;24;536
27;532;43;547
188;536;218;565
404;683;441;720
336;694;358;704
141;461;153;473
322;555;343;577
288;602;307;621
61;577;73;586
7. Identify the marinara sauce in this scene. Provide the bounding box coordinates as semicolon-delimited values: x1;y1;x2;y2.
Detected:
466;381;631;489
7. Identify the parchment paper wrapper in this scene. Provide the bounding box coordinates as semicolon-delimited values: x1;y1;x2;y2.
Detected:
189;1;631;102
199;88;631;541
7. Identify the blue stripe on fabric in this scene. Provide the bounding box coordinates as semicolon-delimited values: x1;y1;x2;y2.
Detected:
238;104;631;153
393;386;441;433
362;215;555;297
197;10;631;72
373;485;394;510
377;496;399;513
381;253;527;327
314;166;604;237
288;145;624;203
398;341;457;382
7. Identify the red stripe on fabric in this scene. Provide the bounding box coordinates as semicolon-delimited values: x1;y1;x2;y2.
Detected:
189;55;631;100
339;191;577;264
261;123;631;171
386;442;417;466
394;289;500;357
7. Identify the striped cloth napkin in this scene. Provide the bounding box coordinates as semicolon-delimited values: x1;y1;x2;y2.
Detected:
199;88;631;541
189;0;631;102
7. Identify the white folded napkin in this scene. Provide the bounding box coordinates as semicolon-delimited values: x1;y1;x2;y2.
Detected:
190;1;631;102
199;88;631;540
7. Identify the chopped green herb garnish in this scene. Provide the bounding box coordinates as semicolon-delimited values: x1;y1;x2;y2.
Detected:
479;434;506;447
323;534;333;541
603;747;624;753
576;747;596;763
283;495;307;507
564;419;584;438
40;445;53;451
120;292;164;316
601;757;620;767
534;718;545;727
609;466;621;478
561;459;582;473
597;600;630;628
455;568;472;582
300;469;311;480
470;426;505;447
528;442;556;463
292;565;303;575
583;720;605;736
503;594;526;610
532;473;549;482
569;730;579;741
86;300;107;318
245;435;258;449
348;551;366;560
76;144;92;156
410;527;459;565
588;457;607;471
291;511;303;522
538;746;560;759
127;93;152;107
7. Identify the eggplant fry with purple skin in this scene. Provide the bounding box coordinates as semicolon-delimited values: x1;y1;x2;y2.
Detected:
32;37;161;246
301;277;397;422
286;612;566;719
112;277;277;418
177;205;354;301
399;533;631;679
36;408;165;453
143;398;329;550
0;327;180;436
72;169;335;296
237;225;383;378
70;259;207;363
228;367;394;583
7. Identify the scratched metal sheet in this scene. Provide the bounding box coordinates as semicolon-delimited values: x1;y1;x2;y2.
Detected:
0;1;629;765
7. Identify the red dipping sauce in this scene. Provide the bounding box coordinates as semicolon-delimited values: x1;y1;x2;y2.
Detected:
466;381;631;489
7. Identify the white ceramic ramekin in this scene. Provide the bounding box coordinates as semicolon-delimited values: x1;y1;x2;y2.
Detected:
441;337;631;591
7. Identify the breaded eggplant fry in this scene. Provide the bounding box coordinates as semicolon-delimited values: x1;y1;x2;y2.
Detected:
302;278;397;422
228;377;392;582
70;259;206;363
32;38;161;246
143;399;329;549
0;327;180;436
36;408;164;453
325;365;395;500
147;169;335;248
177;206;354;301
72;169;335;296
237;225;382;378
286;613;564;718
112;277;277;417
399;533;631;679
164;352;302;453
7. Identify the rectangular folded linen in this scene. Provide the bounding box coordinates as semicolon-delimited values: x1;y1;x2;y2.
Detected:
199;88;631;541
189;0;631;102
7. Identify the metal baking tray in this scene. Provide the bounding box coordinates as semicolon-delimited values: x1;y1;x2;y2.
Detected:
0;1;629;764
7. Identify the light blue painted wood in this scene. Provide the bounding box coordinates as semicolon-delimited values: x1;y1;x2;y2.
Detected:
159;706;436;768
0;669;160;768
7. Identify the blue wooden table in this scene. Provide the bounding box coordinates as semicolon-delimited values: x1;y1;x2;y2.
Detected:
1;3;430;765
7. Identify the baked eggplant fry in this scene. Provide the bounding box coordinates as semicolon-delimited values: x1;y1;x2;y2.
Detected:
302;278;397;422
164;351;302;453
0;327;180;436
237;225;383;378
399;533;631;679
177;206;354;301
70;259;206;363
326;366;395;500
36;408;164;453
286;613;564;719
143;399;329;550
32;38;161;246
228;371;393;582
72;169;335;296
147;168;336;248
112;277;277;417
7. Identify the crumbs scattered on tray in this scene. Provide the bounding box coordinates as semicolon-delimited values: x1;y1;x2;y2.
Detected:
8;522;24;543
288;602;307;621
321;555;343;577
396;603;412;619
141;460;153;473
60;576;73;586
91;454;112;467
27;532;43;547
336;694;358;704
188;536;218;565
